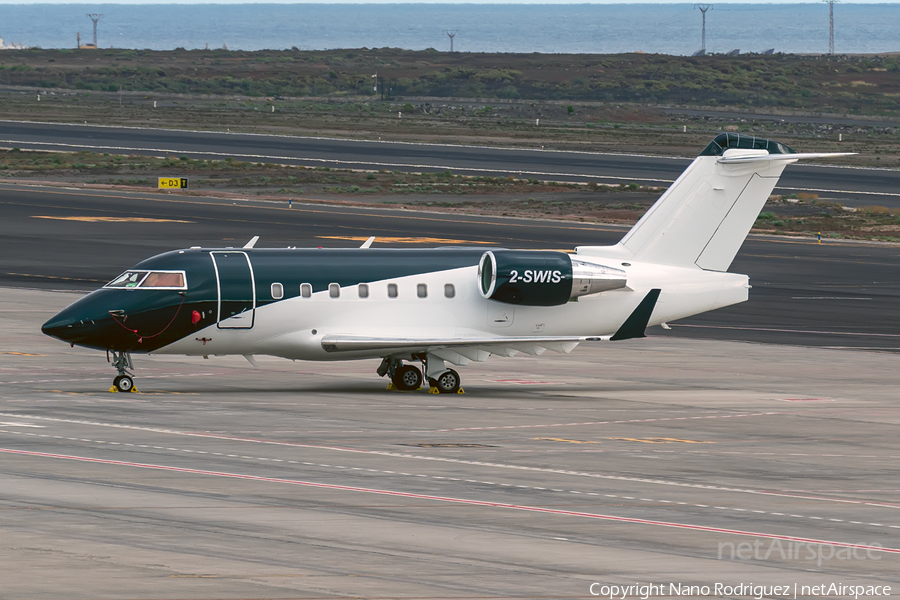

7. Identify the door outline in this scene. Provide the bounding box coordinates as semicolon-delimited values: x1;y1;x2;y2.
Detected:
211;251;256;329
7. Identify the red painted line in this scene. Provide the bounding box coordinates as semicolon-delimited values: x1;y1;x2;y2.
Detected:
2;446;898;554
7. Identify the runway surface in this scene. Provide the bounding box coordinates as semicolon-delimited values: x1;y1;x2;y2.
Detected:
1;287;898;598
2;183;899;352
2;120;900;208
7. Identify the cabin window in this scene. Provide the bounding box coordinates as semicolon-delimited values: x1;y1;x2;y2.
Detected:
387;283;398;298
300;283;312;298
417;283;427;298
329;283;340;298
358;283;369;298
444;283;456;298
271;282;284;300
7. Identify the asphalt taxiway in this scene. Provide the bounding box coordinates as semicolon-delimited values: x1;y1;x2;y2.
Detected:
1;287;898;598
2;183;899;352
2;120;900;207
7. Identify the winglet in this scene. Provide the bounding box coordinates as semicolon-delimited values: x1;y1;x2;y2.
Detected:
360;236;376;249
243;236;260;249
610;289;661;341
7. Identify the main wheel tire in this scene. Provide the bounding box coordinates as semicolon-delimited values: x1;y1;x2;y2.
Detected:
434;369;461;394
392;365;422;391
113;375;134;393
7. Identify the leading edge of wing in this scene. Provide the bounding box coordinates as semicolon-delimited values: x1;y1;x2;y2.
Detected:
321;335;609;353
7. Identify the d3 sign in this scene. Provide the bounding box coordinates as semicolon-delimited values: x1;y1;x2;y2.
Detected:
158;177;189;189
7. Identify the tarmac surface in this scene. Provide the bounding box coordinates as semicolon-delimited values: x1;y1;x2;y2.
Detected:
2;120;900;208
1;287;898;599
2;183;899;352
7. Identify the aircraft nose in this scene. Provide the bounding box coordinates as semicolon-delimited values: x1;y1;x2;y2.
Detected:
41;313;93;343
41;298;111;345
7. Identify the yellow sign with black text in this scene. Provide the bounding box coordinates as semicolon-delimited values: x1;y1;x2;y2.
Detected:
158;177;189;190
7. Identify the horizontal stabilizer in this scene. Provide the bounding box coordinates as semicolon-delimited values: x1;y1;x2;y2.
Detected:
610;289;661;341
717;152;854;164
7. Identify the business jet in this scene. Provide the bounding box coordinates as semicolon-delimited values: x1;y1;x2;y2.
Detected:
42;134;850;393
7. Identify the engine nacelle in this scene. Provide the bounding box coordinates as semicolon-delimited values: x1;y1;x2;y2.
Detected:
478;250;627;306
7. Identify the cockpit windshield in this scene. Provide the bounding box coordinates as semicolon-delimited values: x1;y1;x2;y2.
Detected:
104;270;187;290
106;271;148;288
142;272;185;288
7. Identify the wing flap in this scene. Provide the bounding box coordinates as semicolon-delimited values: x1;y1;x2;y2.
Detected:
320;335;604;354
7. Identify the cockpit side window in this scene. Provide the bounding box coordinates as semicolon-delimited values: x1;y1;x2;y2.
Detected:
141;272;186;289
105;271;148;288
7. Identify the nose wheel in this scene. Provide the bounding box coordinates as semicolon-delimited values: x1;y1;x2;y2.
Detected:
109;350;139;393
113;374;135;393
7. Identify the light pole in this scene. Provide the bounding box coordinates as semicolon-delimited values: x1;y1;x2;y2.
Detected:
694;5;712;56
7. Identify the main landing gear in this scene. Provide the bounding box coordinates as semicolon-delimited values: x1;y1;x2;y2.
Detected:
377;356;464;394
109;350;139;393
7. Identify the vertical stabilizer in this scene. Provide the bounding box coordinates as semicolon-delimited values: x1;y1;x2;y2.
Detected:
577;134;852;272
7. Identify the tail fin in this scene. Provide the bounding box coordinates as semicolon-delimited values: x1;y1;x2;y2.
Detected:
577;134;852;272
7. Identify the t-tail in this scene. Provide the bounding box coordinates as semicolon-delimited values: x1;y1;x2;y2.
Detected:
578;133;852;271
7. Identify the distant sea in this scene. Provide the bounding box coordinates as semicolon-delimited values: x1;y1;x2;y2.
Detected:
1;4;899;55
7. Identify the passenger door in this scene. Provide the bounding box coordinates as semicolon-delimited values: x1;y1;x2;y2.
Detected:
211;252;255;329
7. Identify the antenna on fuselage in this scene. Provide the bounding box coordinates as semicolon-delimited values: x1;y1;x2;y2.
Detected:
359;236;376;249
243;236;260;249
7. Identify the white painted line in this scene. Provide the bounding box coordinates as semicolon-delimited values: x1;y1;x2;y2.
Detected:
4;446;898;555
0;138;674;184
7;411;899;513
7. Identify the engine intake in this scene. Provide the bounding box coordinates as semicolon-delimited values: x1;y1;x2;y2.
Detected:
478;250;626;306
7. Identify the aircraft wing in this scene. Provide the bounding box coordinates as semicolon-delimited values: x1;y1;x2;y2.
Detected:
321;334;607;362
319;288;659;364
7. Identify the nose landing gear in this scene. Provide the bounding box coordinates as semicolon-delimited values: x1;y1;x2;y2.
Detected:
109;350;139;393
